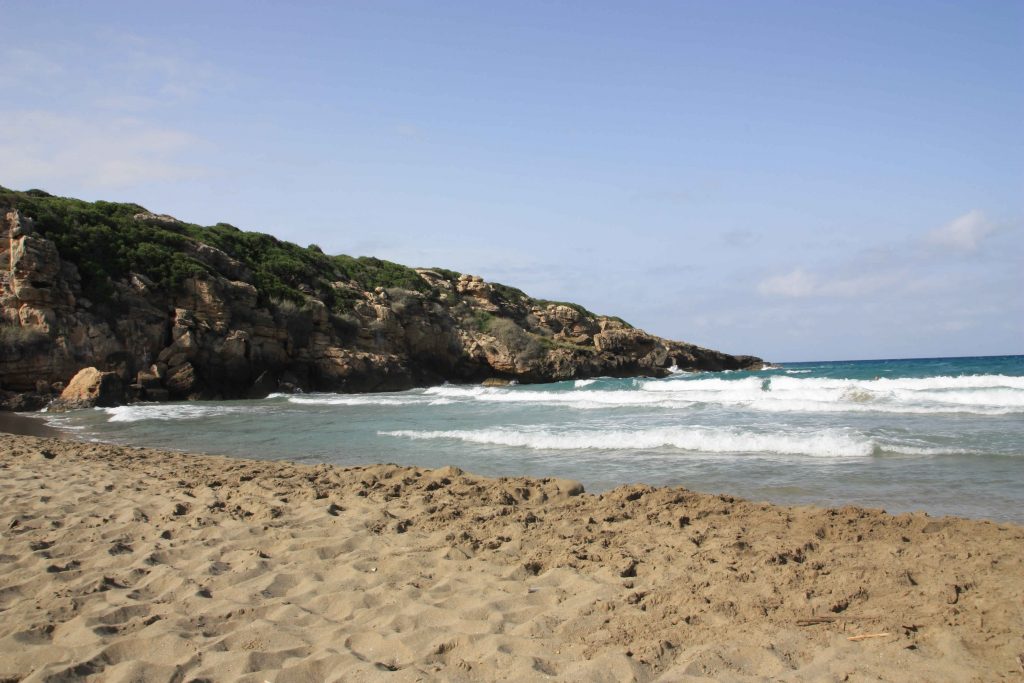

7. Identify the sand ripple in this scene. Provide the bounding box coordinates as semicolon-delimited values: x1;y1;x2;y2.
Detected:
1;435;1021;681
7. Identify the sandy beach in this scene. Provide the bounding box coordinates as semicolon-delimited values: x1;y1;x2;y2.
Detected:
1;433;1022;682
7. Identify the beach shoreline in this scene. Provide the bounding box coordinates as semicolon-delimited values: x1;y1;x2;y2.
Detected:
0;411;66;438
1;433;1022;681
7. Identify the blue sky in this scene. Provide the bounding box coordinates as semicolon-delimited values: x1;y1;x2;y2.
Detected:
1;1;1020;361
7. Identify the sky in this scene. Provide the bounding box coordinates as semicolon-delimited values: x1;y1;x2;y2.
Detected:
1;1;1021;362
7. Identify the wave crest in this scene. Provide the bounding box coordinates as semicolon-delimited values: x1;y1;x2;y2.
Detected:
419;374;1024;415
102;404;253;423
381;426;887;457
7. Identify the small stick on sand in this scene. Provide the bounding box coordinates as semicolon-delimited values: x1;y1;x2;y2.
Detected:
847;633;891;641
796;617;837;626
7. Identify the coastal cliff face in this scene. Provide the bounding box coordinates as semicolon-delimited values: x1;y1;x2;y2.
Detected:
0;188;761;410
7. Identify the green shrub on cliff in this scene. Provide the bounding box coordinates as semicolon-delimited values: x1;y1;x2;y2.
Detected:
0;185;630;329
472;309;495;332
333;255;427;293
486;318;545;362
427;267;462;282
189;222;428;303
0;188;210;301
0;186;428;306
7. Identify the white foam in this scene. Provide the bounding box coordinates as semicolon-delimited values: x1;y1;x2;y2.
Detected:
108;373;1023;421
102;404;254;423
424;386;488;398
380;425;883;457
418;374;1024;415
424;385;695;409
39;416;86;431
287;395;414;406
636;374;1024;415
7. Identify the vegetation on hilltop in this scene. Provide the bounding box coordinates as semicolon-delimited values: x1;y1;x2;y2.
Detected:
0;185;624;326
0;186;762;405
0;187;429;307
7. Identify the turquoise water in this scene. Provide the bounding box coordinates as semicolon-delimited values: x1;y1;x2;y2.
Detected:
45;355;1024;523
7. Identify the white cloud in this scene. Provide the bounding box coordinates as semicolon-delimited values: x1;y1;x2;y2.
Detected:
927;209;993;251
0;32;222;190
758;208;1009;301
757;268;900;299
395;123;424;140
757;268;817;297
721;229;760;248
0;111;205;189
0;47;63;87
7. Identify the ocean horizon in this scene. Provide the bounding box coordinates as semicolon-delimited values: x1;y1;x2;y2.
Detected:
44;354;1024;524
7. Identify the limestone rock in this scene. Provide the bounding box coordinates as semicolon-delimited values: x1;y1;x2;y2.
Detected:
165;362;199;397
593;328;656;354
133;211;182;227
50;367;124;411
0;189;763;410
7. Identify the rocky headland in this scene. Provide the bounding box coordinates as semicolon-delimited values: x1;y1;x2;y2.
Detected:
0;187;761;411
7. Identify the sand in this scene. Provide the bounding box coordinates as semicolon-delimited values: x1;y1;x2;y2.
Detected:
1;434;1022;682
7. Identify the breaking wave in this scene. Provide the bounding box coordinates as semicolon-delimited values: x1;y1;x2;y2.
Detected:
417;374;1024;415
639;374;1024;415
379;425;966;458
287;394;415;407
422;385;693;409
102;404;256;423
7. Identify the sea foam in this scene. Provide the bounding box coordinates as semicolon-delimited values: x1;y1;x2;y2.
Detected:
102;404;255;423
381;425;888;457
287;394;416;407
418;374;1024;415
638;374;1024;415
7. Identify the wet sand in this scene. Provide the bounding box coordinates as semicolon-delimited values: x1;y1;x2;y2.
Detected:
1;433;1022;681
0;411;65;438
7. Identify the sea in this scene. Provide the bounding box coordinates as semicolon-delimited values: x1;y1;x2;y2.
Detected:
43;355;1024;524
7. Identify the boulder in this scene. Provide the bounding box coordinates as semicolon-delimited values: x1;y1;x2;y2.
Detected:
49;367;125;411
135;370;162;389
0;389;52;412
165;362;199;397
593;328;657;355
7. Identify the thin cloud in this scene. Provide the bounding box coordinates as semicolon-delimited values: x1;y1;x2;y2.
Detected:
0;111;205;189
91;28;222;104
757;268;901;299
758;208;1010;301
395;123;424;140
721;229;760;248
757;268;817;298
0;31;222;190
926;210;994;251
0;47;63;87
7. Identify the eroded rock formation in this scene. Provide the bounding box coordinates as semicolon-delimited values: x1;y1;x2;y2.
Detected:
0;192;762;410
49;367;125;411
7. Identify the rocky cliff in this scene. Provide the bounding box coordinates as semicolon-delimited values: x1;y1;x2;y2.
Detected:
0;187;761;410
